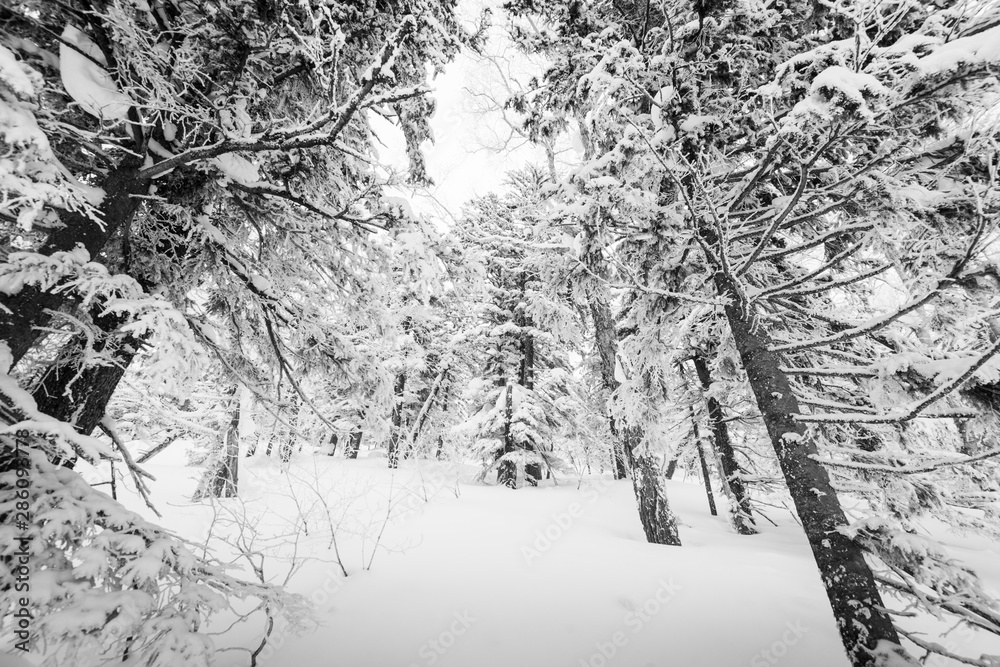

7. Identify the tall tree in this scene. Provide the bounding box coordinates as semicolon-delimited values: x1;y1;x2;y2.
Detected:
504;0;1000;663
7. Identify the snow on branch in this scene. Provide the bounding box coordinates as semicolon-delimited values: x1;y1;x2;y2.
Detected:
136;17;421;181
795;336;1000;424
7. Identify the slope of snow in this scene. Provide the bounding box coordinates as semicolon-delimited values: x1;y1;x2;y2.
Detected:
48;445;1000;667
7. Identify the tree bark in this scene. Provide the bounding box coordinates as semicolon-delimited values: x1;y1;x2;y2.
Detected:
0;160;149;367
403;368;448;460
587;296;681;544
588;298;629;479
387;372;407;469
28;308;145;468
497;383;517;488
691;354;756;534
193;386;240;500
519;322;542;483
344;429;362;459
715;271;903;665
264;409;281;457
694;432;718;516
278;394;300;463
629;432;682;546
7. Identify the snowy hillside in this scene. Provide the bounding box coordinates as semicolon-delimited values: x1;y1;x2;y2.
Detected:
60;445;999;667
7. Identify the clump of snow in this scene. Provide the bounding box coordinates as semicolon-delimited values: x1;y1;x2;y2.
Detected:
0;44;36;98
809;66;890;117
59;25;134;121
212;153;261;185
1;42;104;229
679;114;720;134
916;25;1000;77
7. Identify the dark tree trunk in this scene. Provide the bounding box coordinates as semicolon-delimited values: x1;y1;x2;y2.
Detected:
403;368;448;461
264;410;281;457
664;456;679;480
691;354;756;534
344;429;362;459
610;431;629;480
589;298;629;480
0;160;149;367
714;271;902;665
519;327;542;483
387;372;407;469
193;386;240;500
278;395;300;463
629;430;682;546
588;297;680;544
327;432;338;456
28;308;145;468
691;422;719;516
497;383;517;488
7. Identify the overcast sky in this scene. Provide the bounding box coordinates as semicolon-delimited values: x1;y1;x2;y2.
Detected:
372;0;561;224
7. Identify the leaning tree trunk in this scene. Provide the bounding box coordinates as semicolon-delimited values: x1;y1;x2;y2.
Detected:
403;367;449;461
691;354;756;535
0;160;149;367
193;385;241;500
344;428;363;459
715;271;904;666
26;308;145;468
588;297;681;545
693;424;718;517
627;428;682;546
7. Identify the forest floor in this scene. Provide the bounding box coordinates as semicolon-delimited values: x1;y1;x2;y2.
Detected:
75;445;1000;667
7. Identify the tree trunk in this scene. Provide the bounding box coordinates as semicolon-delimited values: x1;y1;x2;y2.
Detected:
193;386;240;500
629;431;682;546
588;298;629;479
588;296;681;544
0;160;149;367
28;309;145;468
519;326;542;483
264;409;281;457
278;395;300;463
694;430;717;517
327;432;338;456
610;432;629;480
497;383;517;488
344;429;362;459
715;271;903;665
403;368;448;461
691;354;756;534
387;372;407;469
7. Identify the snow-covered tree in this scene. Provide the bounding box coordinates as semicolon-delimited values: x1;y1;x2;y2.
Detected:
456;167;591;487
504;0;1000;663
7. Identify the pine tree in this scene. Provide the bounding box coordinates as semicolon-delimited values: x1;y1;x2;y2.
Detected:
503;0;1000;663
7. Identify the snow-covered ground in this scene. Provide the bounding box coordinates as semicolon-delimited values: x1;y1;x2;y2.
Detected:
67;445;1000;667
